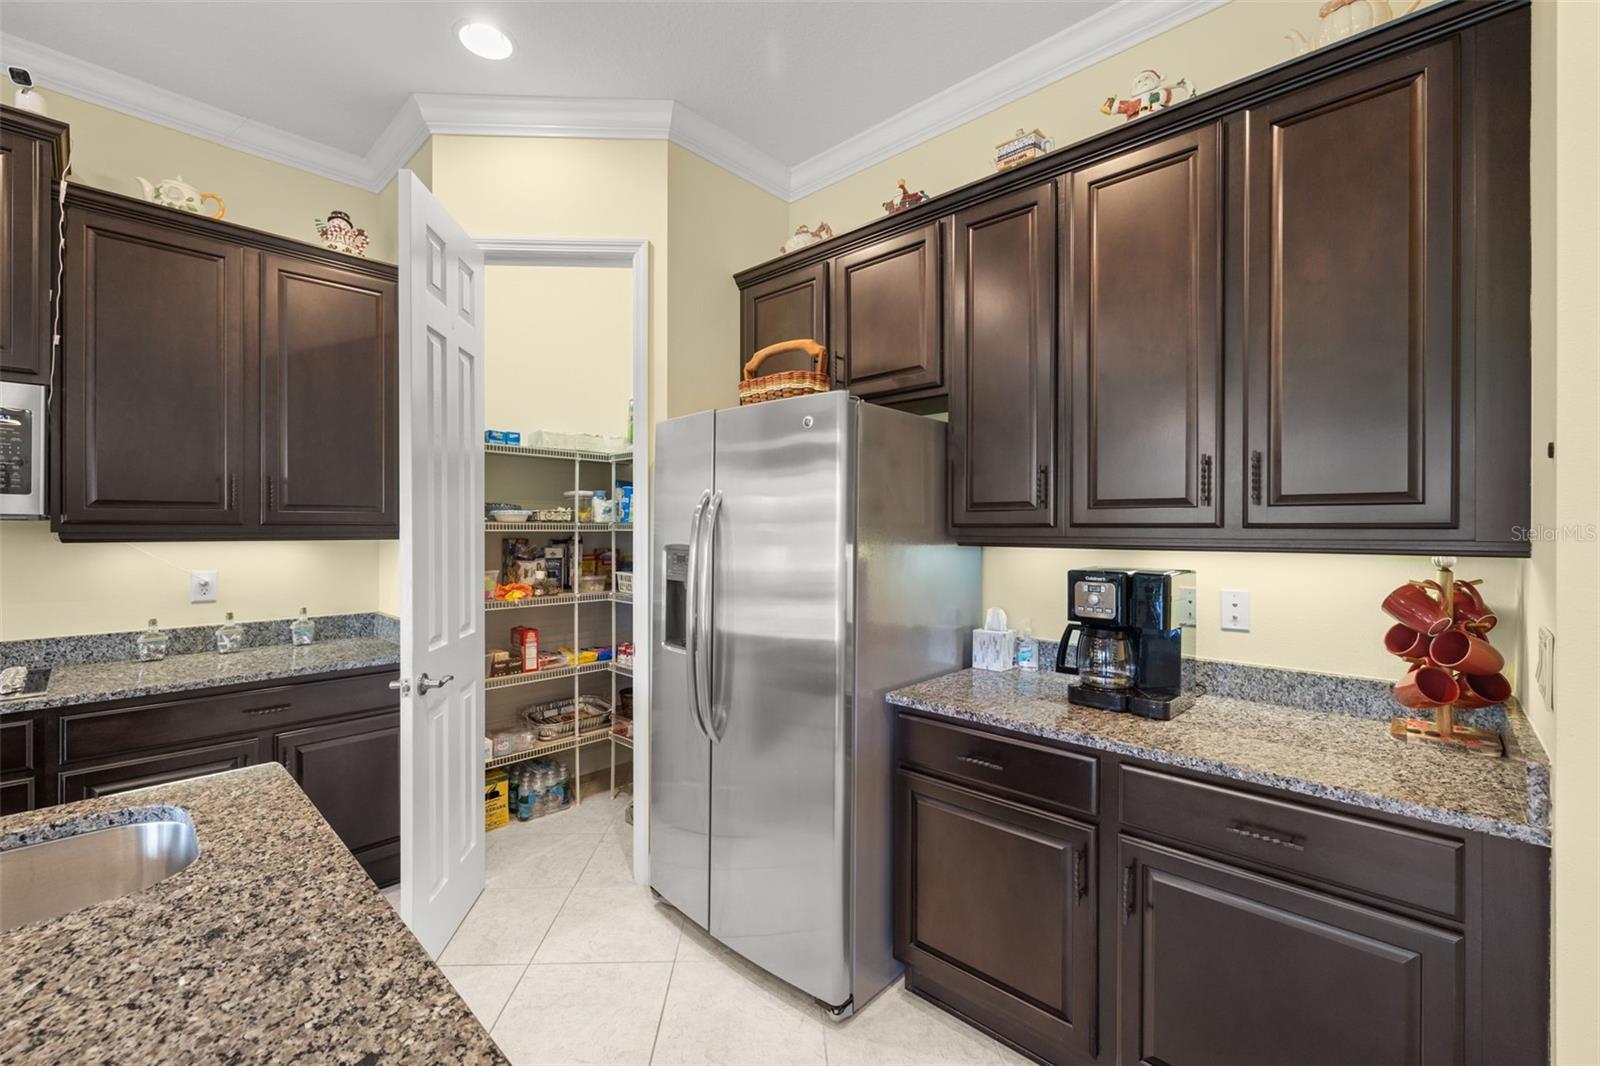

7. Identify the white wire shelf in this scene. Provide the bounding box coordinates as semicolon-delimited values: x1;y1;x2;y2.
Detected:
486;730;616;770
484;591;621;611
484;522;634;533
610;731;634;750
486;443;634;463
484;661;618;691
612;663;634;678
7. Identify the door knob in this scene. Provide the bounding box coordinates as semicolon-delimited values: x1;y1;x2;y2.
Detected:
417;673;454;694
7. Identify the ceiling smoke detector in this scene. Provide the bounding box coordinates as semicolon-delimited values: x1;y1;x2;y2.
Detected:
457;22;514;61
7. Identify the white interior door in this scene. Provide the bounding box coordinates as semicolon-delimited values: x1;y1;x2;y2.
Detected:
398;171;486;957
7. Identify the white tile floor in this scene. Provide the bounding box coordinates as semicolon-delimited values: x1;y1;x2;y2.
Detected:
385;792;1029;1066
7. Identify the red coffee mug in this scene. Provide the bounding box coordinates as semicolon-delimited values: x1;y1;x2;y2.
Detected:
1451;581;1499;633
1382;582;1452;636
1456;672;1512;708
1428;629;1505;675
1383;623;1430;661
1394;665;1460;708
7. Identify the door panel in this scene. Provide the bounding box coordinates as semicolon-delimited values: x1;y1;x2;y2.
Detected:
1119;838;1463;1066
832;221;944;399
259;253;397;529
0;118;57;382
1244;41;1459;527
61;207;246;527
896;771;1096;1062
398;171;485;958
949;184;1057;529
649;409;715;930
709;391;851;1006
58;738;260;803
1070;125;1221;527
740;262;830;380
276;710;400;884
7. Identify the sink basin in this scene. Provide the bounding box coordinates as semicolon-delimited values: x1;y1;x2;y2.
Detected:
0;818;199;932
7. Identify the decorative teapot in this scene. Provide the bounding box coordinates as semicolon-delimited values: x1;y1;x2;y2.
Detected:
136;176;224;219
1101;70;1195;122
315;210;370;257
1286;0;1421;56
780;222;833;255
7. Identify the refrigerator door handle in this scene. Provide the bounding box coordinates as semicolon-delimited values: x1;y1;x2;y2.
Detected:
699;491;726;741
685;490;712;739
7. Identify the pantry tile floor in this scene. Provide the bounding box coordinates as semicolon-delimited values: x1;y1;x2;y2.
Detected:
388;792;1029;1066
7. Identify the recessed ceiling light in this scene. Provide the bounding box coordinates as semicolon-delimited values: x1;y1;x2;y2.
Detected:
457;22;513;61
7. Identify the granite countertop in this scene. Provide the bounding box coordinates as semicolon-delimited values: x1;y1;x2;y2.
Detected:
0;763;504;1064
888;669;1550;846
1;637;400;715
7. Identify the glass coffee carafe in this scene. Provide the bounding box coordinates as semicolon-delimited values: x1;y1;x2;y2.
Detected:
1075;627;1137;690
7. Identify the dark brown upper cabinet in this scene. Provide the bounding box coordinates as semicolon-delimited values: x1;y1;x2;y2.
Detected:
61;200;249;531
259;254;398;530
1242;41;1459;529
58;186;398;541
949;183;1058;530
739;260;830;380
1067;124;1222;528
1118;837;1464;1066
1;107;69;384
831;220;945;401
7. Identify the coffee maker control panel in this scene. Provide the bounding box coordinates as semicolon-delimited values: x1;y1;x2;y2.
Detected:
1071;578;1119;621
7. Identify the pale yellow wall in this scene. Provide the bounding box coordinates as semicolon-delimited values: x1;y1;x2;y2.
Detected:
17;88;395;260
0;522;380;639
483;264;633;438
789;0;1440;232
1537;0;1600;1058
666;143;788;417
985;549;1525;682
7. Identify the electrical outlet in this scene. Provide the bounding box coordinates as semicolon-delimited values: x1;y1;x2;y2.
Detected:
190;570;218;604
1536;626;1555;712
1220;589;1250;632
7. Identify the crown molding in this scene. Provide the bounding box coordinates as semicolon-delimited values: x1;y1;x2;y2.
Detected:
0;34;387;190
787;0;1228;201
3;0;1226;203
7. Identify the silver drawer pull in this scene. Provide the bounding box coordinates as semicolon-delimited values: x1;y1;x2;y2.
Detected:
957;754;1006;773
242;704;292;717
1226;821;1305;851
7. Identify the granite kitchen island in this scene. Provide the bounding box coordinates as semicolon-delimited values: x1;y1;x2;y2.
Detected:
0;763;503;1064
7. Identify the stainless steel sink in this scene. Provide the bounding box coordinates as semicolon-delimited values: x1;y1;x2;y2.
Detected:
0;819;199;932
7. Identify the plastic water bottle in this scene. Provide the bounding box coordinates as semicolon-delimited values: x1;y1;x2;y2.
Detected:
1017;620;1038;672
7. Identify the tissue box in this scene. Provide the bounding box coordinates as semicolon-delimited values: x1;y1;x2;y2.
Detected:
972;628;1017;671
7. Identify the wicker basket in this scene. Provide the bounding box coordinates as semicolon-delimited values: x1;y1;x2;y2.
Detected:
737;339;831;406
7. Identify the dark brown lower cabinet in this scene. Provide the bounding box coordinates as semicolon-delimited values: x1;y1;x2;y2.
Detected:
0;777;35;815
58;737;261;803
1119;837;1464;1066
896;770;1097;1063
275;710;400;886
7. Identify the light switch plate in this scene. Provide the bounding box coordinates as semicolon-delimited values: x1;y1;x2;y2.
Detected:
190;570;218;604
1220;589;1250;632
1535;626;1555;712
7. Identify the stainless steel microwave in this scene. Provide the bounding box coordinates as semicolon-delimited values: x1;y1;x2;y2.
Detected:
0;381;46;518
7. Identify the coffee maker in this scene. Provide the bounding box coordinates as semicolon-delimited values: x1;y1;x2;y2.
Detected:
1055;569;1196;720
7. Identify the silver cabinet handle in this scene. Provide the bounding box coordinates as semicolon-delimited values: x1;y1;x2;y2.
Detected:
699;491;725;741
416;673;454;694
685;491;712;739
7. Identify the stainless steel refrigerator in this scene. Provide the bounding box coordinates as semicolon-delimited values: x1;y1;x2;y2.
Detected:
650;390;980;1016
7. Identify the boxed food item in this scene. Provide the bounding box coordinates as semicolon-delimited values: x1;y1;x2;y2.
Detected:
485;429;523;446
484;770;510;831
510;625;541;672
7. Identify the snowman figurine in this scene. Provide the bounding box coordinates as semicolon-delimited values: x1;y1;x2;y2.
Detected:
1101;69;1195;122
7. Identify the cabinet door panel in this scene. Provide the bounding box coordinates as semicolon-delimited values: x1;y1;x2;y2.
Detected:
1244;41;1459;527
740;262;829;379
58;738;260;803
276;710;399;883
832;221;943;399
61;207;246;527
897;770;1095;1062
949;184;1057;529
0;117;57;382
1119;838;1463;1066
1070;125;1221;527
259;254;397;529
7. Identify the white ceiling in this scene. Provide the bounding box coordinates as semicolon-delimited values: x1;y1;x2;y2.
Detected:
0;0;1221;197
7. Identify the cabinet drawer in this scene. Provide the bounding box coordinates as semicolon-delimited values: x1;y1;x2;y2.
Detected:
1120;765;1464;919
58;737;261;803
60;671;397;763
899;712;1097;817
1;719;34;773
0;777;36;815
